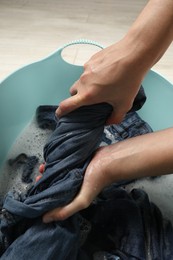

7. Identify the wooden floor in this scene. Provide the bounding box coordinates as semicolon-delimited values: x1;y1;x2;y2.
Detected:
0;0;172;83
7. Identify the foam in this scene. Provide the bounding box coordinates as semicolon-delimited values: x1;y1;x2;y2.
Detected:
125;175;173;225
0;114;173;226
0;116;52;205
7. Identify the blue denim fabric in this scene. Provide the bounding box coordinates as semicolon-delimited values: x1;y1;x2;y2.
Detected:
35;85;146;132
2;103;112;218
0;103;113;259
3;111;150;219
80;186;173;260
93;251;120;260
1;88;170;259
101;111;153;146
1;216;80;260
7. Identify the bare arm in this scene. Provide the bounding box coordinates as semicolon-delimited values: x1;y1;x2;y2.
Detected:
56;0;173;124
43;128;173;222
43;0;173;222
107;128;173;181
125;0;173;68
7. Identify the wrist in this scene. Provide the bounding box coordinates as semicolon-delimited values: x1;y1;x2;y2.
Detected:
108;128;173;183
121;31;157;75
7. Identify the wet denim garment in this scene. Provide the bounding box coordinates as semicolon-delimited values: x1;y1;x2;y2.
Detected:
35;106;153;189
94;251;120;260
35;85;146;133
0;86;156;259
0;103;113;259
0;87;148;218
2;103;112;217
80;186;173;260
101;111;153;145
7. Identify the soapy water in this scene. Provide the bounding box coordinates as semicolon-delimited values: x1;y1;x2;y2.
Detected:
0;116;52;206
0;113;118;206
126;175;173;224
0;115;173;225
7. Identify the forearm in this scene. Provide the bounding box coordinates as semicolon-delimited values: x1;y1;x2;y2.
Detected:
56;0;173;124
124;0;173;73
107;128;173;182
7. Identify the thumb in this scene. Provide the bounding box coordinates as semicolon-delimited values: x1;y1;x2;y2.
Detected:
56;94;84;117
43;197;85;223
43;181;95;223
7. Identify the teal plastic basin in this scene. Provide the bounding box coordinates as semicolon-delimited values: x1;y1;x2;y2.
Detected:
0;40;173;170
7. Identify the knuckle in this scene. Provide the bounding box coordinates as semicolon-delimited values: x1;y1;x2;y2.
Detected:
83;60;93;70
79;91;93;105
83;62;89;70
79;72;88;84
58;101;66;110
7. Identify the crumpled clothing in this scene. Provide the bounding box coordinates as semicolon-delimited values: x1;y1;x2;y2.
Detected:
1;86;172;259
0;103;113;259
80;185;173;259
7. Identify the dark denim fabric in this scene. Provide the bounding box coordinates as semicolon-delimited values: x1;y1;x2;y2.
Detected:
80;186;173;260
3;103;112;218
0;215;80;259
1;86;172;259
0;103;113;259
101;111;153;145
4;104;152;218
35;85;146;132
93;251;120;260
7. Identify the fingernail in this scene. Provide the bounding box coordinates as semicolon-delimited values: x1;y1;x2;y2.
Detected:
39;163;45;174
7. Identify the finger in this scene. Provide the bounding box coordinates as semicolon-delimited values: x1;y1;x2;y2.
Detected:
56;94;84;117
43;180;95;223
36;175;42;182
39;163;45;174
43;196;84;223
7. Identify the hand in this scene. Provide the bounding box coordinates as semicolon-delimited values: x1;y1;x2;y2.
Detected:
42;127;173;223
42;145;115;223
56;0;173;125
56;37;148;125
